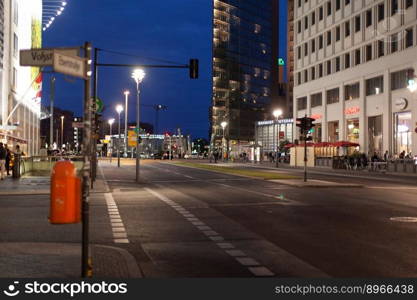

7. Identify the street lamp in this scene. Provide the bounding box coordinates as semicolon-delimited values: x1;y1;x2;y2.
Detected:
131;68;146;182
221;121;228;161
108;118;115;163
116;104;124;168
273;109;283;168
60;115;64;151
123;90;130;157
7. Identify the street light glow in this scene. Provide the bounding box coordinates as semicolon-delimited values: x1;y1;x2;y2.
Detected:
124;90;130;96
116;104;124;114
108;118;115;125
131;69;146;84
273;109;283;119
221;121;228;129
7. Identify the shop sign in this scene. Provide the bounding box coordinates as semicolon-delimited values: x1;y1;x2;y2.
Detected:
394;98;408;110
345;106;360;115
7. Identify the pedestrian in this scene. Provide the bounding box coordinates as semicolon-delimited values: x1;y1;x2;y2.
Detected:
371;152;379;162
399;150;405;159
383;150;389;162
0;143;6;180
5;145;11;176
213;149;218;163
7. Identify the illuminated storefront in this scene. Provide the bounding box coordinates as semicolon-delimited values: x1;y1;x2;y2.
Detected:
0;0;42;155
255;119;293;155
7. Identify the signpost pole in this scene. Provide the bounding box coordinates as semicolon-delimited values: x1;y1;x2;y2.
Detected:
50;76;55;150
81;42;92;278
304;114;308;182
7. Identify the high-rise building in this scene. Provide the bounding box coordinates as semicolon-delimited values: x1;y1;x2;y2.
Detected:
211;0;278;154
293;0;417;157
0;0;42;155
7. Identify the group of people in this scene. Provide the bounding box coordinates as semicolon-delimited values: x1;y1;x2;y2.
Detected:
0;143;23;180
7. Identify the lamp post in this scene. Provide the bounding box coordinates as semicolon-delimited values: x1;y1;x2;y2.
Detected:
273;109;283;168
221;121;228;162
132;69;146;183
123;90;129;157
108;118;115;163
60;115;64;151
116;105;124;168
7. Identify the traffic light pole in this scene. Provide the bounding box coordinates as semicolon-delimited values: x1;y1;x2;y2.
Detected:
82;42;92;278
304;133;307;182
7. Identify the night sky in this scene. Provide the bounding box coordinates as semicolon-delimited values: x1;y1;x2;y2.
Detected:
43;0;287;139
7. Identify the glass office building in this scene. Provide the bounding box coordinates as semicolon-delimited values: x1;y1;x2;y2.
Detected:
211;0;275;152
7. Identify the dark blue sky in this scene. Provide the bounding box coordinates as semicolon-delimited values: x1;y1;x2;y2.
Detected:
43;0;287;139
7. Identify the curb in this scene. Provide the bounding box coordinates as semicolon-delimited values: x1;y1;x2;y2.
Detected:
0;190;50;195
93;244;143;278
269;179;364;188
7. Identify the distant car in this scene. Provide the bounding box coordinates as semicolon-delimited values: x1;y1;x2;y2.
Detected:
152;152;163;160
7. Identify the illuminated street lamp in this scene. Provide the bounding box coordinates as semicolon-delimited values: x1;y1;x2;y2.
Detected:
108;118;115;163
131;69;146;182
123;90;130;157
221;121;228;161
272;109;283;168
116;105;124;168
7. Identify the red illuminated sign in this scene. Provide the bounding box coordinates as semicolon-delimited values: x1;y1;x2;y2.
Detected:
345;106;360;115
311;114;322;120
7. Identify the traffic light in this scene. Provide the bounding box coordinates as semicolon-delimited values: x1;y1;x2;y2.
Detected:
189;59;199;79
296;116;315;135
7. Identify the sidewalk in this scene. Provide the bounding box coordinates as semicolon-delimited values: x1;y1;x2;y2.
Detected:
0;175;109;195
0;242;142;278
0;171;140;278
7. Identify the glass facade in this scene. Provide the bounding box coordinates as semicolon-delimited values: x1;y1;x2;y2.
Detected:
211;0;273;144
394;112;412;156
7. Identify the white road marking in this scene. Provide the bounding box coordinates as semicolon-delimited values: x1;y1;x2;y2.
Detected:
144;187;275;277
197;226;212;231
113;232;128;238
248;266;275;277
217;243;235;249
105;192;129;244
236;257;260;266
225;250;246;257
114;239;129;244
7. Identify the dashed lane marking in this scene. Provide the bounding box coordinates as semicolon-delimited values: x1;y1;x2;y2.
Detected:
144;187;275;277
105;193;129;244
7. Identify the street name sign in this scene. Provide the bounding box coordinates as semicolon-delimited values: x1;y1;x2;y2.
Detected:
20;48;79;66
53;51;87;79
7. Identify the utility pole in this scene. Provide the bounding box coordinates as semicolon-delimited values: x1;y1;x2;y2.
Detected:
81;41;92;278
50;76;55;150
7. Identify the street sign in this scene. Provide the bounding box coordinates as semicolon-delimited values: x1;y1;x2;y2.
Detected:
95;98;104;113
53;51;87;79
72;122;84;128
128;130;137;147
20;48;79;67
0;125;17;131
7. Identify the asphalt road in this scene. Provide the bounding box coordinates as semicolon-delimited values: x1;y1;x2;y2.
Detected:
97;159;417;278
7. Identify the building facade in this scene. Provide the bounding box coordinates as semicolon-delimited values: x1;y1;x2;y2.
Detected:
211;0;277;152
0;0;42;155
293;0;417;157
255;118;293;152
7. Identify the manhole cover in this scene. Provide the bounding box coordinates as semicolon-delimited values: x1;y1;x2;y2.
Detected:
390;217;417;223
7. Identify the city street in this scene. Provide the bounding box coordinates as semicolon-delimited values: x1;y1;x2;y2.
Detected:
2;160;417;278
100;160;417;277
